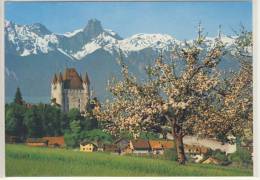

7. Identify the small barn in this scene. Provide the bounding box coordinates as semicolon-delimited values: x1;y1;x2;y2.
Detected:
130;139;151;154
42;136;65;148
5;135;22;144
80;142;98;152
26;138;48;147
114;138;130;154
160;140;174;150
103;144;118;153
149;140;164;155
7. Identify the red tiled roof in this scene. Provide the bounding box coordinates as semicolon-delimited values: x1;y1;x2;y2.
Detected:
131;139;150;150
42;136;65;146
26;138;48;143
149;140;163;150
160;140;174;149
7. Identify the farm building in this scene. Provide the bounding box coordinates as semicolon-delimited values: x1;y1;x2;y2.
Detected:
129;139;151;154
5;135;22;144
103;144;118;153
159;140;174;150
26;138;48;147
80;142;98;152
183;135;236;154
114;138;130;154
42;136;65;148
148;140;164;155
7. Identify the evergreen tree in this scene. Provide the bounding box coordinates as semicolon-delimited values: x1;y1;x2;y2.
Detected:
14;87;23;105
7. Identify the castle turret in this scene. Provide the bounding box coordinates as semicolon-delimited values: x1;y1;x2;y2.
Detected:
51;68;90;113
52;74;57;84
51;73;63;109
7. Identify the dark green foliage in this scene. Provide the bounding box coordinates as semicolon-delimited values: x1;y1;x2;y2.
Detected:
24;106;43;138
140;131;159;140
64;120;81;148
5;103;68;139
80;129;112;144
118;131;133;139
5;103;26;139
6;94;105;146
14;87;23;105
229;147;252;167
162;148;178;161
212;149;228;162
67;108;84;124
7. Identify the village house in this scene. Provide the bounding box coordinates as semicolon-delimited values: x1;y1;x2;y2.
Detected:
114;138;130;154
26;138;48;147
148;140;164;155
103;144;118;153
184;144;210;163
129;139;151;154
80;142;98;152
159;140;174;150
42;136;65;148
183;135;236;154
5;135;22;144
96;142;105;152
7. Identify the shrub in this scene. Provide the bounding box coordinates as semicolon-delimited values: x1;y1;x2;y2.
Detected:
162;148;178;161
229;147;252;167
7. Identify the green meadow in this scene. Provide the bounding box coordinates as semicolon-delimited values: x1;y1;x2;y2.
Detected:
6;144;253;176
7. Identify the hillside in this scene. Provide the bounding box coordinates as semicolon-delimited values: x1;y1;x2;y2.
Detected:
6;144;253;176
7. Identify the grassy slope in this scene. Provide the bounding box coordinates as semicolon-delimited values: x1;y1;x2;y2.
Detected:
6;144;253;176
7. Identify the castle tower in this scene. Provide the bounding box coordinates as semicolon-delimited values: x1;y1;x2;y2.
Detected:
51;68;90;113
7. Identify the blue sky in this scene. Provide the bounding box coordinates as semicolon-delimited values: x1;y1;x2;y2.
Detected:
5;1;252;40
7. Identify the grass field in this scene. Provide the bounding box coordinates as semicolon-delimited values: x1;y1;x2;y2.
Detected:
6;144;253;176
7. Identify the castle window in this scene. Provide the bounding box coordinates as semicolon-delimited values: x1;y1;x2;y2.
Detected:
78;99;81;109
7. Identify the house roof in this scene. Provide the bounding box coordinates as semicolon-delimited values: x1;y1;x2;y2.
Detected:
114;138;129;144
159;140;174;149
80;142;98;147
114;138;130;149
42;136;65;146
26;138;48;143
131;139;150;150
149;140;163;150
63;68;83;89
104;144;118;151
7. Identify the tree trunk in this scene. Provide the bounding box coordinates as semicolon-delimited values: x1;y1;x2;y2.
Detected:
174;133;186;164
171;118;186;164
165;115;186;164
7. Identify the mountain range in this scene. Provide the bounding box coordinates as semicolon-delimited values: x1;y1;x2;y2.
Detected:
5;19;239;103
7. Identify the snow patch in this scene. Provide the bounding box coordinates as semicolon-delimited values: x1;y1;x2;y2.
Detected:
62;29;83;37
72;42;101;60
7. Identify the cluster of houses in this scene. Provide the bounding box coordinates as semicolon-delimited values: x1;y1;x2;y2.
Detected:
6;133;243;165
80;139;175;155
78;138;227;164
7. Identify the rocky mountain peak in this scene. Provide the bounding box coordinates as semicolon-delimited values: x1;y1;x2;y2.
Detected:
83;19;104;38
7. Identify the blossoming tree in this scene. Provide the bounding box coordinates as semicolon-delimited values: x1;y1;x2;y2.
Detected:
94;25;252;164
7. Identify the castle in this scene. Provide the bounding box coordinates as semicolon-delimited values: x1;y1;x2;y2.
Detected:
51;68;90;113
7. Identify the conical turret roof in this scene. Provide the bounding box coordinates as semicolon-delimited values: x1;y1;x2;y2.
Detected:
83;72;90;84
52;74;57;84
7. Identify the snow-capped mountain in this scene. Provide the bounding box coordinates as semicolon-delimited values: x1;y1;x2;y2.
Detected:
4;19;239;103
6;19;236;60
